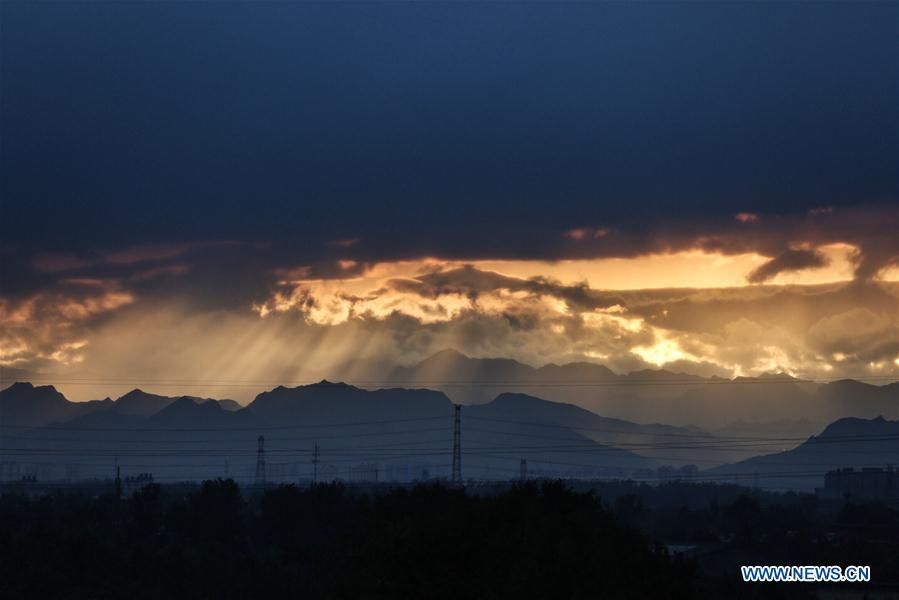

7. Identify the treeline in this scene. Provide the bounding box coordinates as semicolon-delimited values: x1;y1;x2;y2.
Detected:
0;481;705;599
3;480;896;599
611;490;899;571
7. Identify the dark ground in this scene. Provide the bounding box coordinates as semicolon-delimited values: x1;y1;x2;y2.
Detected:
1;480;896;599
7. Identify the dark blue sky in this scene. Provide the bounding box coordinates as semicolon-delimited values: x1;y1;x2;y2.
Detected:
1;1;897;257
1;2;898;386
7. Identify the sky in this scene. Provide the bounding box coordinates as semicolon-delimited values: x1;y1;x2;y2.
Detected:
1;1;897;401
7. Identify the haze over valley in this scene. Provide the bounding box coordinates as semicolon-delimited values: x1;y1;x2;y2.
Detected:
3;349;896;491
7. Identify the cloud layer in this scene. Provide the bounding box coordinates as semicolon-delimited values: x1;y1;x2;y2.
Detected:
1;205;898;402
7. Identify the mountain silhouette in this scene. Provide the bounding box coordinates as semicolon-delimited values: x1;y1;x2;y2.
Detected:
242;381;652;479
387;349;617;396
0;382;112;426
374;350;898;428
246;380;452;422
389;349;543;388
464;392;735;466
146;396;237;428
3;366;896;489
214;398;243;411
104;389;241;418
6;351;895;430
705;415;899;490
1;381;655;482
112;389;179;417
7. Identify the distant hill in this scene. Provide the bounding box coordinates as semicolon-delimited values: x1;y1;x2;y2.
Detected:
0;384;241;429
4;368;895;489
464;393;747;467
704;416;899;490
389;349;560;391
246;381;451;422
146;396;237;428
111;389;179;417
0;367;48;390
372;350;898;428
243;381;653;479
386;349;619;404
0;381;656;483
0;382;112;426
6;351;895;430
713;418;820;440
110;389;235;417
814;380;899;421
215;398;243;412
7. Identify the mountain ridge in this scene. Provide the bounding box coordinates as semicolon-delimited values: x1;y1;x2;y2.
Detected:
705;415;899;490
374;350;898;428
0;380;659;482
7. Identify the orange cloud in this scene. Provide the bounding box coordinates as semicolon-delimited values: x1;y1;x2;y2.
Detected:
565;227;610;240
328;238;359;248
808;206;834;216
747;248;830;283
104;243;195;265
129;264;191;281
32;253;91;272
0;280;135;370
57;291;135;321
735;212;759;223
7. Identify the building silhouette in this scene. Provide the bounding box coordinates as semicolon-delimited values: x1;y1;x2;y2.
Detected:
816;466;897;502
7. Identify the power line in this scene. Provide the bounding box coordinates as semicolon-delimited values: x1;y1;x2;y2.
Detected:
3;427;899;452
0;429;453;446
464;416;898;443
312;442;319;486
5;375;897;387
254;435;266;486
3;402;897;487
0;415;449;433
5;432;899;457
451;404;462;485
3;425;892;448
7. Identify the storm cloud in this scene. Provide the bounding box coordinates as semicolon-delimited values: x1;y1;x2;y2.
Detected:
747;248;831;283
1;1;897;399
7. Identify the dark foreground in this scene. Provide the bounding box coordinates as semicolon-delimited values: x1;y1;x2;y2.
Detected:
1;481;897;599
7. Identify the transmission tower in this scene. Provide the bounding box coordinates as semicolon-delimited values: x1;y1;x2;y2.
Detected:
114;457;122;500
451;404;462;485
255;435;266;487
520;458;527;482
312;442;320;486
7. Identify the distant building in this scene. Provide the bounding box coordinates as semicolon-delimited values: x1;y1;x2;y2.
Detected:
349;463;379;482
816;467;897;502
268;463;286;482
0;462;21;482
319;463;339;483
123;473;154;496
384;463;411;482
657;464;700;482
